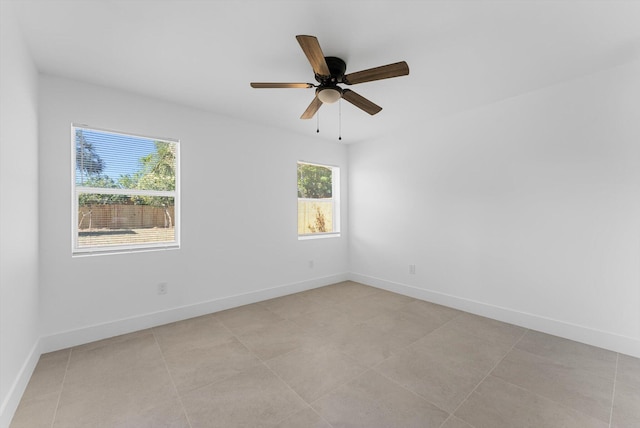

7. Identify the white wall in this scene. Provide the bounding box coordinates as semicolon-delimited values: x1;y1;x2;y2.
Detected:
38;75;349;350
349;61;640;357
0;2;41;425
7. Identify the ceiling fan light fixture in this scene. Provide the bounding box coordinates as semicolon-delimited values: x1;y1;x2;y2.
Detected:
317;87;342;104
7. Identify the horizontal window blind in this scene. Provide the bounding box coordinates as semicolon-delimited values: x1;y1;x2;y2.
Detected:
72;125;180;255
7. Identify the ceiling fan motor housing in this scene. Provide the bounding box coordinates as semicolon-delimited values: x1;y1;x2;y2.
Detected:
316;56;347;86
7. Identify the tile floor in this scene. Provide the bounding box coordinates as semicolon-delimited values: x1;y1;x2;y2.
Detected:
10;281;640;428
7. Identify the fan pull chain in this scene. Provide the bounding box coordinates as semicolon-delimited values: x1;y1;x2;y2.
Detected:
316;111;320;133
338;99;342;141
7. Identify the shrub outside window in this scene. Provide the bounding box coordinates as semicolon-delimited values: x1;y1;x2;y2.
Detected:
72;125;180;255
297;161;340;238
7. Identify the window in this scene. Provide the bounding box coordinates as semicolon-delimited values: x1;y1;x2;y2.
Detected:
72;125;180;255
297;161;340;238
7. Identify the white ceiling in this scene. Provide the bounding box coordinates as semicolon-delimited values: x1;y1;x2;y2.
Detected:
9;0;640;143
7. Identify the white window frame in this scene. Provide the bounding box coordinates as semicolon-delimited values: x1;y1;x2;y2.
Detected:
71;124;180;256
297;161;341;240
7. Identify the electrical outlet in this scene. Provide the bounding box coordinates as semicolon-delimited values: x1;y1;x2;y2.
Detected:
157;282;168;295
409;264;416;275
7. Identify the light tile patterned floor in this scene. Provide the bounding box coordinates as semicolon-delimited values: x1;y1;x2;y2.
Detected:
10;281;640;428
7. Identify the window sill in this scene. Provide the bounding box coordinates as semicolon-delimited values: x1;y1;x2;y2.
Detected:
298;233;341;241
72;243;179;257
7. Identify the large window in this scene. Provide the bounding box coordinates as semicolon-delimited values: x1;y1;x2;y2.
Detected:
72;125;180;255
297;161;340;238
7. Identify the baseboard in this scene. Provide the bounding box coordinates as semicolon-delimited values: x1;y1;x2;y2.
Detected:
0;339;41;428
40;272;349;354
349;272;640;358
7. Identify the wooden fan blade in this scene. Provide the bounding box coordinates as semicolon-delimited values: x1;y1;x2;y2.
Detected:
343;61;409;85
251;82;314;88
296;35;330;77
342;89;382;115
300;96;323;119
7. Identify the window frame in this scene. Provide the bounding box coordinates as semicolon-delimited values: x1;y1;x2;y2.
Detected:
297;161;341;240
71;124;180;256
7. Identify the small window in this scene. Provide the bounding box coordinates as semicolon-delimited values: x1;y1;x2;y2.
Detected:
72;125;180;255
297;161;340;238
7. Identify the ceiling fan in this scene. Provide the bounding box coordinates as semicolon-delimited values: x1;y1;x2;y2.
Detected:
251;35;409;119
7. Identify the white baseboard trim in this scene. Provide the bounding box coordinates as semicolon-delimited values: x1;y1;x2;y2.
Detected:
0;340;41;428
40;273;349;354
349;272;640;358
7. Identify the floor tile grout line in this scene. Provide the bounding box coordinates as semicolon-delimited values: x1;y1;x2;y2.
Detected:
438;415;478;428
214;314;271;361
443;311;528;350
370;364;451;420
359;309;467;373
506;336;618;361
258;291;334;316
445;327;530;425
245;316;380;412
261;359;337;428
419;309;465;338
48;348;73;428
216;285;467;423
305;367;374;409
151;328;194;428
241;318;362;404
348;310;465;373
489;338;620;424
306;365;453;428
228;321;339;428
608;353;620;428
486;368;612;425
214;316;238;337
249;284;418;332
303;283;384;306
365;314;462;398
265;287;393;324
472;328;614;426
371;310;464;361
310;406;336;428
157;316;271;397
215;309;339;426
